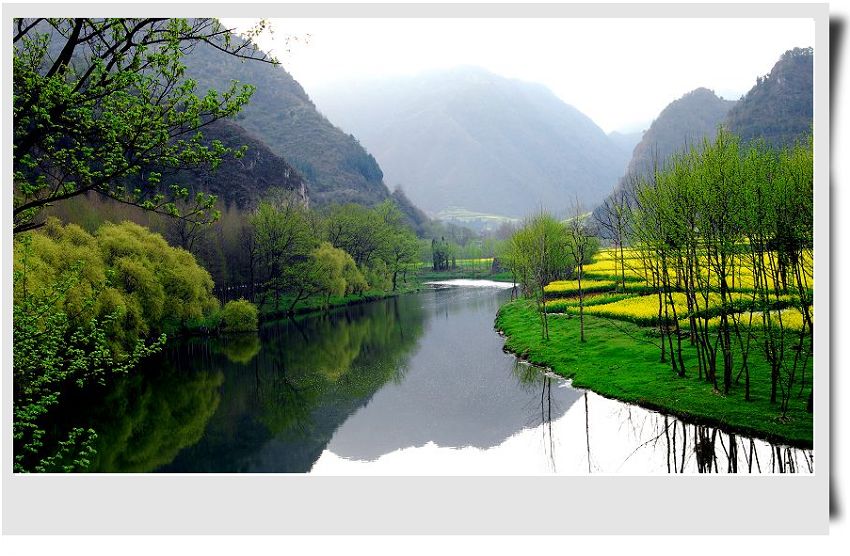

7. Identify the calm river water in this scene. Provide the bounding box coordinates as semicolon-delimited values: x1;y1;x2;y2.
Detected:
74;283;813;474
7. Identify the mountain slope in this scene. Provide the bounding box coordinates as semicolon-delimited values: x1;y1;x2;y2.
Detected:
591;87;736;228
724;47;813;147
174;119;309;209
183;37;393;209
624;87;737;178
311;67;632;218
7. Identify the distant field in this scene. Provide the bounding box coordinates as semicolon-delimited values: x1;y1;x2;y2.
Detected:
434;207;519;224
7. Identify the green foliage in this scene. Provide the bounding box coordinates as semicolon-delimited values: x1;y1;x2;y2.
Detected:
324;203;388;267
343;255;369;295
251;194;318;308
306;242;366;306
624;127;812;407
12;18;271;234
13;218;220;471
503;212;573;340
15;219;219;357
13;234;166;472
220;299;259;333
505;214;571;293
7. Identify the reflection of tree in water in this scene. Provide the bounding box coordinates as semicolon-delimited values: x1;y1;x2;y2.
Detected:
620;409;814;474
214;334;261;365
255;297;425;437
160;295;427;472
85;361;224;472
511;361;560;472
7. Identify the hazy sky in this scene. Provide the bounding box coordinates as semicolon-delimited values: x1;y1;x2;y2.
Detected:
221;17;814;134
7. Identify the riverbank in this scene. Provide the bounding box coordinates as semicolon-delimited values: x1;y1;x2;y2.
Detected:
254;270;514;321
495;298;813;448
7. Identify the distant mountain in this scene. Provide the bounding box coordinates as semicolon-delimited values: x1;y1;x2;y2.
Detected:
607;130;644;162
181;33;430;233
310;67;632;218
593;46;813;228
724;47;813;147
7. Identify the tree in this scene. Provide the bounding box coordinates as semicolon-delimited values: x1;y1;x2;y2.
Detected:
324;203;388;267
594;184;632;292
12;18;273;234
507;213;571;340
306;242;365;308
375;200;420;290
565;201;599;343
220;298;259;333
251;193;316;311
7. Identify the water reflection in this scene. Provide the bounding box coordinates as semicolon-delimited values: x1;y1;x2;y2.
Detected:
83;361;224;472
62;285;812;474
321;289;581;463
586;393;814;474
160;295;427;472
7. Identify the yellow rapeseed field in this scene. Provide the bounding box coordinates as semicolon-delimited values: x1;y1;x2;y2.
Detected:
544;279;616;295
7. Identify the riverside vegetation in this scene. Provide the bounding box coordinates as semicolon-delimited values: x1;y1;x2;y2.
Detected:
497;129;813;447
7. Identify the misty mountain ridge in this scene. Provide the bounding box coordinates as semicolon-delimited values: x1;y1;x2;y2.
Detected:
311;66;633;219
171;119;309;210
593;47;813;227
624;87;737;179
179;34;431;234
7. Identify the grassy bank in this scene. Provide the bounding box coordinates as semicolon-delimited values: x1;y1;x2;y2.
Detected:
495;298;813;448
257;285;417;321
226;267;513;323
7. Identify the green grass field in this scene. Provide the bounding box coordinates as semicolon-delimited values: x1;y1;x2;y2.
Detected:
496;298;813;447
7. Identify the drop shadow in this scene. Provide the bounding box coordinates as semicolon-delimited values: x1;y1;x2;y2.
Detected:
829;15;844;520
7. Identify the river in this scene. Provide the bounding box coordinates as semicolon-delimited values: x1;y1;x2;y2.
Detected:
72;282;813;474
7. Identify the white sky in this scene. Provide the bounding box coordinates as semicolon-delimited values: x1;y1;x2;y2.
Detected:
223;17;814;133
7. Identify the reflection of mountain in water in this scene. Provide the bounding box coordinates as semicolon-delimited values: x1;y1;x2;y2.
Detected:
324;287;582;462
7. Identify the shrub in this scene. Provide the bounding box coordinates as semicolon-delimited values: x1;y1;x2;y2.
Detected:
220;298;259;333
14;218;219;356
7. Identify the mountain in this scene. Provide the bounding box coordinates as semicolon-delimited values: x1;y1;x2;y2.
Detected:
724;47;813;147
174;119;309;209
591;87;736;228
310;67;633;218
593;46;813;227
608;130;644;162
623;87;737;179
181;33;430;233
